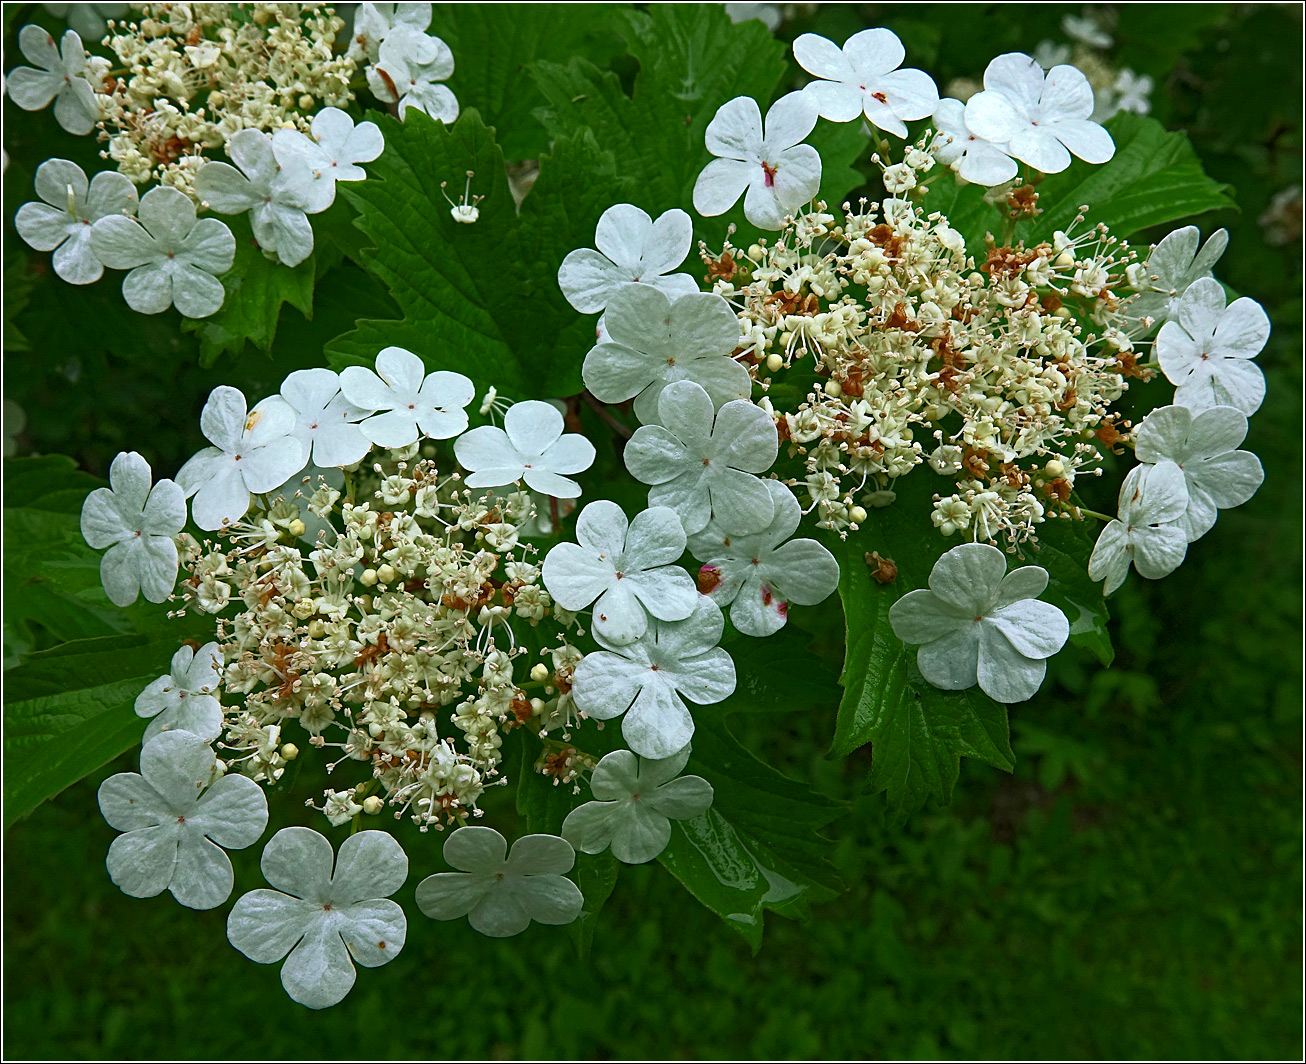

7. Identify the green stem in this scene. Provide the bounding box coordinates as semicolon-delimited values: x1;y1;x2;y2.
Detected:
1078;508;1114;522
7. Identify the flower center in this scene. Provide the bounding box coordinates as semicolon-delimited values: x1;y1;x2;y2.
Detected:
761;160;778;188
872;91;887;104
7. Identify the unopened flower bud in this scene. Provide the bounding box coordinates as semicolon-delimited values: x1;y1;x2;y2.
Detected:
293;598;315;619
288;518;306;537
824;379;843;398
849;505;868;524
530;663;549;682
1045;459;1065;477
362;796;384;815
529;697;546;713
281;743;299;761
377;563;396;584
766;353;784;372
360;568;379;586
307;619;326;639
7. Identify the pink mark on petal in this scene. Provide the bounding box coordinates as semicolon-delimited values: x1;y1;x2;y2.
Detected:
761;160;778;188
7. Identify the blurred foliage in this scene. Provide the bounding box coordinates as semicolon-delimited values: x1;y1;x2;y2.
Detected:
2;1;1301;1058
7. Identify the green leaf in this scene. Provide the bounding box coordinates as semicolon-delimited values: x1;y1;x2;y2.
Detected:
1032;513;1114;667
718;624;842;714
327;109;632;399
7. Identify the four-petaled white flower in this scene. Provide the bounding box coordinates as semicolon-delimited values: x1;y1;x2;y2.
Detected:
1126;226;1229;333
98;730;267;910
415;826;583;938
339;346;475;449
1134;404;1264;543
931;97;1017;187
624;380;779;536
5;25;99;135
135;642;224;742
542;499;698;645
693;93;822;230
583;286;751;425
1157;277;1270;416
889;543;1070;703
1113;69;1153;115
272;108;385;214
347;2;433;63
688;480;839;637
194;129;319;266
571;595;735;759
15;158;138;284
557;204;699;314
1087;462;1190;595
561;747;713;864
278;368;374;469
964;53;1114;175
454;400;596;499
793;29;939;137
228;827;408;1010
368;28;459;123
90;186;236;318
176;386;310;530
79;450;185;607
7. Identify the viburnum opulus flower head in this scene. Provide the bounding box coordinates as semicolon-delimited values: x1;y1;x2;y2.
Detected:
889;544;1070;703
5;24;99;135
339;346;476;448
135;641;224;742
1087;462;1190;595
1157;278;1270;416
15;159;138;285
693;92;822;230
454;400;596;499
368;27;458;123
558;203;699;314
347;1;434;63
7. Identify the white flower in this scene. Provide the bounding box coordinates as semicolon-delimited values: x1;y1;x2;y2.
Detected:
1087;462;1190;595
176;386;309;530
415;826;583;938
1113;69;1152;115
889;543;1070;703
1134;404;1264;542
623;380;779;535
1032;40;1072;70
15;159;137;284
931;98;1017;186
194;129;322;266
5;25;99;135
725;3;781;31
368;28;458;123
228;828;408;1009
454;400;596;499
542;500;698;644
964;53;1114;174
1062;13;1113;49
1157;278;1270;416
688;480;839;637
42;3;130;41
347;2;433;63
339;346;475;448
561;747;713;864
79;450;185;606
135;642;224;742
1126;226;1229;333
582;286;751;425
557;203;700;314
278;368;374;469
98;730;267;910
89;186;236;318
571;595;735;759
693;93;821;230
271;108;385;213
793;29;939;137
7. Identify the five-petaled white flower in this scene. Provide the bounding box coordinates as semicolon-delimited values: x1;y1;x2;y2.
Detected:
571;594;735;759
347;2;433;63
1126;226;1229;334
688;479;839;637
931;97;1018;187
1157;277;1270;416
90;186;236;318
368;27;459;123
277;368;374;469
561;746;714;864
1113;69;1153;115
1134;404;1264;543
557;203;700;314
79;450;186;607
228;827;408;1010
135;642;224;742
194;129;319;266
542;499;698;644
964;53;1114;174
454;400;596;499
5;25;99;135
98;730;267;910
624;380;779;536
889;543;1070;703
176;386;309;530
793;29;939;137
339;346;475;449
582;286;751;425
693;93;822;230
15;158;138;284
1087;462;1190;595
272;108;385;214
415;826;583;938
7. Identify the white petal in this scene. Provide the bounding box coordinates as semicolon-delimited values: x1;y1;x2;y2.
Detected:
106;824;180;899
916;624;981;690
328;829;408;905
259;825;336;901
442;825;508;874
985;600;1069;659
693;157;755;218
976;626;1047;703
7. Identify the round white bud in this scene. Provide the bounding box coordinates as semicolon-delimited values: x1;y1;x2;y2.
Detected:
376;563;396;585
849;505;868;524
824;379;843;398
281;743;299;761
360;568;379;586
288;518;306;537
529;663;549;682
766;353;784;372
362;796;384;815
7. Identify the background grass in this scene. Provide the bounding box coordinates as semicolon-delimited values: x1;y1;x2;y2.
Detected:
3;3;1301;1059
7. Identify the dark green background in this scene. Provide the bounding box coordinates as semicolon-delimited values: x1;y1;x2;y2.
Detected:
3;3;1301;1059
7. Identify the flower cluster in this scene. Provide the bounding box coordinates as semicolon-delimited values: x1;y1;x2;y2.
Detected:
348;2;459;124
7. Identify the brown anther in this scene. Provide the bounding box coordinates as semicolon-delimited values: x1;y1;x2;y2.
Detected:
1006;184;1041;218
704;250;737;283
1042;477;1073;503
697;567;722;595
864;551;898;585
